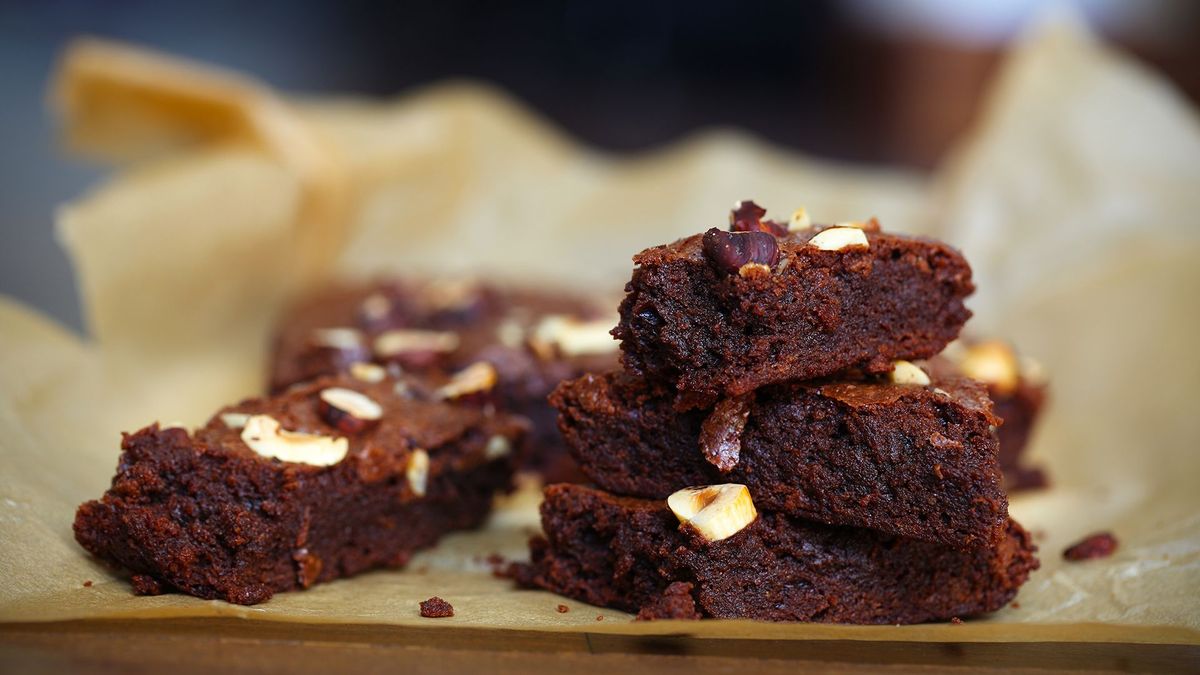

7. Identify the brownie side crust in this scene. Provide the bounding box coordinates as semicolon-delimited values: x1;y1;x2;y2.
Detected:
74;374;527;605
552;370;1007;547
615;227;974;409
515;484;1037;624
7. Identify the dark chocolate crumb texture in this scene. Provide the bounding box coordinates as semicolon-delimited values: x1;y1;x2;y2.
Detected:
74;370;528;605
515;484;1037;624
268;279;617;482
615;202;974;409
553;365;1008;548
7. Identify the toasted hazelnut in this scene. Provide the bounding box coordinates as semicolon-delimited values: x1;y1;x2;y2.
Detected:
484;435;512;460
425;279;481;312
219;412;252;429
311;327;364;351
318;387;383;434
959;341;1019;395
737;262;771;278
436;362;498;400
730;200;787;236
529;315;617;359
495;317;526;349
406;448;430;496
808;226;869;251
349;361;387;383
373;329;460;358
360;293;392;322
240;415;348;466
889;360;931;386
788;207;811;231
699;394;753;472
667;484;758;543
702;228;780;273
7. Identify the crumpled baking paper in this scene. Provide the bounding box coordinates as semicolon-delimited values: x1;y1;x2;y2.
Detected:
1;14;1196;644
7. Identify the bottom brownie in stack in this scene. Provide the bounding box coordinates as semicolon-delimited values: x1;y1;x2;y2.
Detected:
515;484;1038;623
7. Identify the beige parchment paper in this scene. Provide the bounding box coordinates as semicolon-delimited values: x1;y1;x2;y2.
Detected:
1;14;1197;644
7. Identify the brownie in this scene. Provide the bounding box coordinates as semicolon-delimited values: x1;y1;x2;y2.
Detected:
74;372;528;605
930;340;1049;491
614;209;974;409
552;368;1007;547
267;279;618;482
515;484;1037;624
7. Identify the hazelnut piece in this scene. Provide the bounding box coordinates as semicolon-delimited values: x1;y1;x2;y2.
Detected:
702;228;779;274
959;341;1019;395
374;329;460;358
349;361;387;383
667;484;758;543
436;362;498;400
699;393;752;472
808;226;869;251
788;207;811;231
406;448;430;496
889;360;931;386
240;415;348;466
318;387;383;434
730;199;787;236
484;435;512;460
219;412;251;429
528;315;617;359
310;327;364;351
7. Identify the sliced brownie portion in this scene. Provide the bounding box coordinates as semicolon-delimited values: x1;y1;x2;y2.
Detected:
267;279;617;482
615;214;973;409
515;484;1037;624
929;340;1050;491
74;372;527;605
552;367;1007;548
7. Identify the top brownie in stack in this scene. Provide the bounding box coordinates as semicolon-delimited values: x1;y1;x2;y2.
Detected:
267;279;618;481
614;206;974;409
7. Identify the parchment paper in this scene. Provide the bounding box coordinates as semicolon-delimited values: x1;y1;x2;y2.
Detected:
1;14;1197;644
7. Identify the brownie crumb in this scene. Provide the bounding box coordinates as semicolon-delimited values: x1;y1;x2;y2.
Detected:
1011;602;1021;609
82;580;93;588
1063;532;1118;561
595;615;604;621
419;596;455;618
130;574;164;596
556;604;569;613
950;617;963;625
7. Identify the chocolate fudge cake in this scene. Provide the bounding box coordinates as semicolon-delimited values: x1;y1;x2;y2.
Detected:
75;370;528;604
614;204;974;409
931;340;1049;490
552;365;1008;547
515;484;1038;623
267;279;617;482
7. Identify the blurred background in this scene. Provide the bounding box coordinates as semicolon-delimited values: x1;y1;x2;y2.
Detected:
1;0;1198;332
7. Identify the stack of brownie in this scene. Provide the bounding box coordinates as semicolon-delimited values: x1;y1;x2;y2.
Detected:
516;201;1039;623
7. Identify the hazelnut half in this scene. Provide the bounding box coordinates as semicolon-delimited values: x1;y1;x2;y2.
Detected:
310;327;364;351
667;484;758;543
406;448;430;496
240;415;348;466
702;228;780;274
808;226;869;251
436;362;498;400
373;329;460;358
349;361;387;383
959;341;1019;395
318;387;383;434
889;360;931;386
528;315;617;359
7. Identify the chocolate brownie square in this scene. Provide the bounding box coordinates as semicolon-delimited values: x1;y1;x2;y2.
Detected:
267;279;618;481
514;484;1037;624
74;371;527;605
552;364;1008;548
614;206;973;409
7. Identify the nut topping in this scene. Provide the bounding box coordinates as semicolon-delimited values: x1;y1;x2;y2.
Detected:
373;329;460;358
318;387;383;434
310;327;364;351
889;360;931;386
436;362;498;400
958;341;1019;395
788;207;811;231
730;200;787;236
699;393;753;472
702;228;779;274
808;226;869;251
737;262;771;279
240;415;348;466
529;315;617;359
360;293;392;322
406;448;430;496
219;412;251;429
667;484;758;543
349;361;387;383
484;435;512;460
